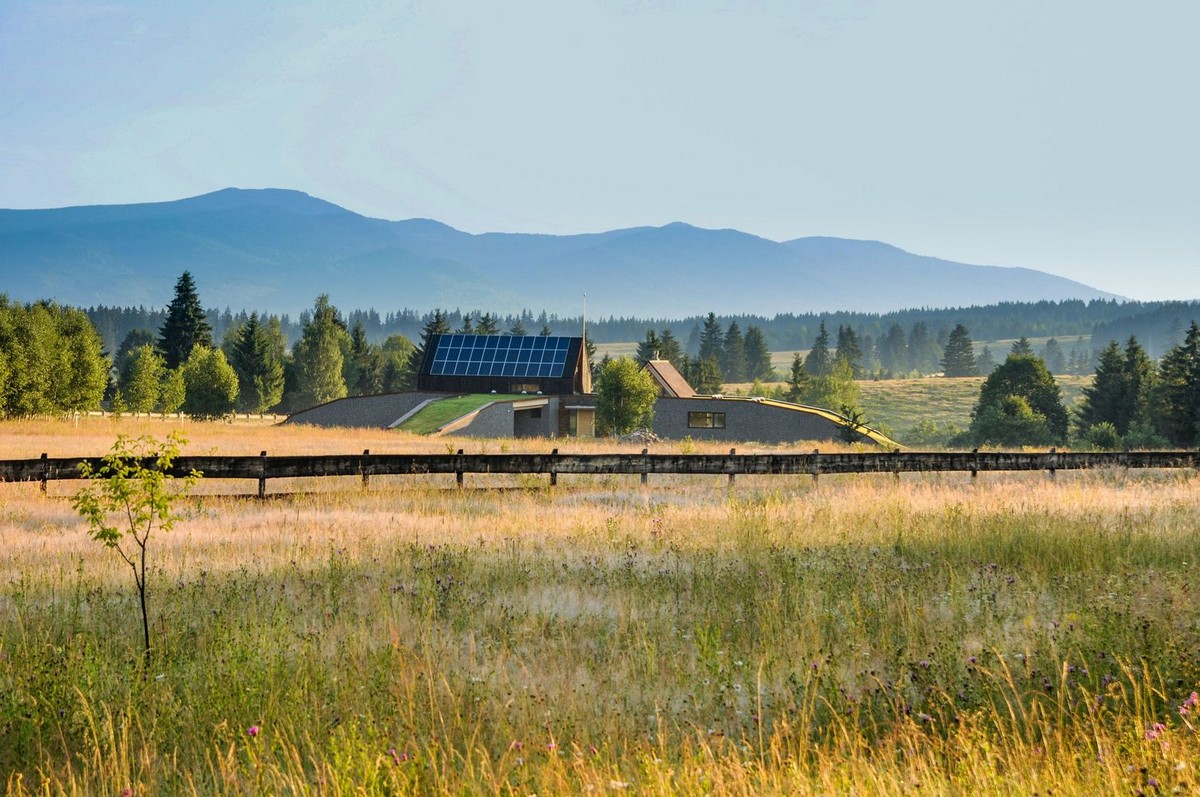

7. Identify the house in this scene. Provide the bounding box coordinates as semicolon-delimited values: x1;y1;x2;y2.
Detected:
288;334;597;438
286;337;895;446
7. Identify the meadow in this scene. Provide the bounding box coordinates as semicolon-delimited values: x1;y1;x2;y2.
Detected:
2;418;1198;795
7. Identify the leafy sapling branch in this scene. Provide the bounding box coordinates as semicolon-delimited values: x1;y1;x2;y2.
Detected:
71;432;200;672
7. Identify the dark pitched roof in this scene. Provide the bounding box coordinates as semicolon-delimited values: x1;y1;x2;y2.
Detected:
643;359;695;398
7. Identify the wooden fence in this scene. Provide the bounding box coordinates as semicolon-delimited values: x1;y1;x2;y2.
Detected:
5;448;1198;497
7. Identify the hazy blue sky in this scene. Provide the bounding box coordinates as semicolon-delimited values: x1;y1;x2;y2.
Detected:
2;1;1197;300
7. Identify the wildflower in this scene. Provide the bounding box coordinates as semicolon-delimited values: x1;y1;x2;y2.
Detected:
122;790;132;797
1180;691;1199;716
247;725;260;738
1145;722;1167;740
967;656;977;665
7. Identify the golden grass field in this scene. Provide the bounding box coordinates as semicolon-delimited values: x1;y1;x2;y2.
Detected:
2;417;1198;795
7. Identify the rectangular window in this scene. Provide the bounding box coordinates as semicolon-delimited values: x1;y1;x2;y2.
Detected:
688;411;726;429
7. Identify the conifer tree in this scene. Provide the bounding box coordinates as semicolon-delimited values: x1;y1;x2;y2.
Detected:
698;313;724;363
721;322;747;382
804;322;833;377
406;309;451;388
940;324;978;377
635;330;660;366
1152;321;1200;447
225;313;285;412
1010;337;1035;357
743;325;773;381
657;328;684;367
835;325;863;377
157;272;213;369
975;346;996;375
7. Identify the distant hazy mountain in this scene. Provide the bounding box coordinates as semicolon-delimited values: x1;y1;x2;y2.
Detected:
0;188;1121;316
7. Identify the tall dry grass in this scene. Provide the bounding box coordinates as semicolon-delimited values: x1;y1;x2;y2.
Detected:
1;419;1198;794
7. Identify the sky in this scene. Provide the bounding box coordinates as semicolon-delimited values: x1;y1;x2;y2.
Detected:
2;0;1197;301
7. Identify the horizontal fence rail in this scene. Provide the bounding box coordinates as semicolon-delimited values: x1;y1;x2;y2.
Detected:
4;449;1199;496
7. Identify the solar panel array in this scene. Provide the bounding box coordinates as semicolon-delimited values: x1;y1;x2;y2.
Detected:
428;335;575;378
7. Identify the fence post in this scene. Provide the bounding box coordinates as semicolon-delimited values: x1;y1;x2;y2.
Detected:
971;448;979;481
641;448;649;486
1048;447;1057;480
811;448;820;486
549;448;558;487
728;448;737;487
456;449;464;488
892;448;901;483
361;449;370;490
258;451;268;499
40;453;48;495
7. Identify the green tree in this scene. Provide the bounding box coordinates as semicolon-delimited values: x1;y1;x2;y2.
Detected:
51;306;109;413
803;357;861;416
182;346;239;420
158;368;186;415
1010;337;1035;357
407;310;451;388
835;325;863;377
1152;321;1200;447
743;325;773;381
594;357;658;435
121;344;166;414
476;313;500;335
379;335;416;393
907;322;940;374
804;322;833;377
657;328;684;367
1040;338;1066;374
721;322;747;382
635;329;661;367
698;313;724;364
157;271;213;369
344;321;381;397
292;295;349;407
975;345;996;375
786;352;810;402
509;318;528;336
967;354;1068;445
941;324;978;377
72;432;199;671
225;313;286;413
879;323;909;375
113;329;157;379
1077;341;1127;434
970;394;1057;447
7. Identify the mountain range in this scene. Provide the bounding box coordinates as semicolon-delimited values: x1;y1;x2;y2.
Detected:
0;188;1121;317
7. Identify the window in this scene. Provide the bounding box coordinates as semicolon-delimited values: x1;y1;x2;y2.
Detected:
688;411;726;429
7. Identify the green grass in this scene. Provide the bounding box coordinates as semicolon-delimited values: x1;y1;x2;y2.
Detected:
860;375;1090;443
396;394;526;435
3;473;1199;794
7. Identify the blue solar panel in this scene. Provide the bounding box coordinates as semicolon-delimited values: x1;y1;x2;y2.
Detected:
428;335;574;380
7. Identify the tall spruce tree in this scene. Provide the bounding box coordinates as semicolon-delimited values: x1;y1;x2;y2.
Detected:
406;309;451;389
1153;321;1200;447
743;325;773;381
835;325;863;377
941;324;978;377
657;328;684;367
1077;341;1128;434
721;322;747;382
635;330;661;366
226;313;285;413
698;313;724;363
804;322;833;377
157;272;213;369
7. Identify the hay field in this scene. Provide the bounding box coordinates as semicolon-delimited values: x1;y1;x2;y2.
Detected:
2;418;1198;795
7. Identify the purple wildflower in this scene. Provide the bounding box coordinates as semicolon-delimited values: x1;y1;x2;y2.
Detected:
247;725;260;738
